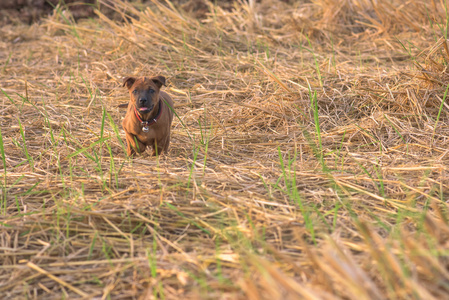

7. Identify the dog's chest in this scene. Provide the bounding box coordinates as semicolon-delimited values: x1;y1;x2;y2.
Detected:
137;130;155;143
137;126;166;144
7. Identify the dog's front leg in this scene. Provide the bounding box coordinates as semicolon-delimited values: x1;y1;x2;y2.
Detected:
151;139;165;156
125;132;146;156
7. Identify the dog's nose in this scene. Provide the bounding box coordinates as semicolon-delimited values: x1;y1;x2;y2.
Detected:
140;98;147;104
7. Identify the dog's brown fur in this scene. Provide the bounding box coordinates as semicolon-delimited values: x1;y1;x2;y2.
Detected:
122;76;174;156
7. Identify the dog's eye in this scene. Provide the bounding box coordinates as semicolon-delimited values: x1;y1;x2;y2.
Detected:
132;90;138;94
149;89;155;94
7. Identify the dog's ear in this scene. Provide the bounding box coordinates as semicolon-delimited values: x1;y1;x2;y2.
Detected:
123;77;136;89
151;76;166;88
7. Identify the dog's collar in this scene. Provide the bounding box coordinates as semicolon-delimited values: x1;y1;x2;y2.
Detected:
134;101;163;132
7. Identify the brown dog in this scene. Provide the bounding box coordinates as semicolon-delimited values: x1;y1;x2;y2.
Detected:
122;76;174;156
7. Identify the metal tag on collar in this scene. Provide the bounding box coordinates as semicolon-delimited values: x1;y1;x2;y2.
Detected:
142;122;149;132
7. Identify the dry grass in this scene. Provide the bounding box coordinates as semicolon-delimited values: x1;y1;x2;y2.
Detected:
1;0;449;299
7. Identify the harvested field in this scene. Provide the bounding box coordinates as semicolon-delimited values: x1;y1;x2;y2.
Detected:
1;0;449;299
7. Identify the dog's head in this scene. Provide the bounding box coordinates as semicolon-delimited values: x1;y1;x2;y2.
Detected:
123;76;166;114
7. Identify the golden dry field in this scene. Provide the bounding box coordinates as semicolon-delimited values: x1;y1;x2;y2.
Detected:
1;0;449;299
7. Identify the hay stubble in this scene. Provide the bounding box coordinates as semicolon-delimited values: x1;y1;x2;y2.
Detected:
1;0;449;299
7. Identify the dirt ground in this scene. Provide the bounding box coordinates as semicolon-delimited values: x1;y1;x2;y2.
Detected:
0;0;240;24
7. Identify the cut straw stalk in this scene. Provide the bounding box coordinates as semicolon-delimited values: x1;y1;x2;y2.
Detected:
26;262;89;298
